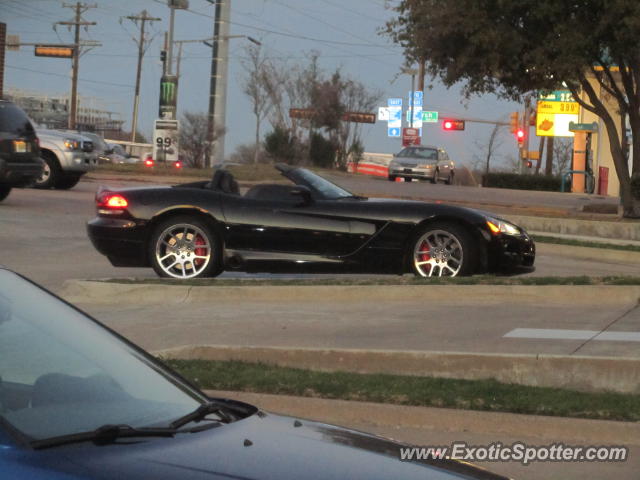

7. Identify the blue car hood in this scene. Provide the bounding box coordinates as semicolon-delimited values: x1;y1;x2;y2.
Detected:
4;412;507;480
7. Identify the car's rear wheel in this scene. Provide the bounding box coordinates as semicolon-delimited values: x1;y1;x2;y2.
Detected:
150;216;221;279
55;174;82;190
410;222;477;277
34;152;61;189
0;185;11;202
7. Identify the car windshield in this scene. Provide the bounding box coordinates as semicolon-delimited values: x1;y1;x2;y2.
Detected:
293;168;354;199
412;148;438;161
0;103;35;137
0;270;204;442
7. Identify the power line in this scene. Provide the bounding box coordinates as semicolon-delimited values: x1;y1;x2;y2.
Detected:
5;64;134;88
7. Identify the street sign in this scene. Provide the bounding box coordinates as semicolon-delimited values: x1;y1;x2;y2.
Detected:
388;127;401;137
377;107;389;121
407;91;423;107
402;127;420;147
569;121;598;132
388;98;402;107
421;111;438;123
406;109;423;128
7;34;19;51
153;119;180;163
387;107;402;128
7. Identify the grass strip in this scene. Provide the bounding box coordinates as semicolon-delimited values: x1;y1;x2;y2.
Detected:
161;359;640;422
533;234;640;252
100;275;640;287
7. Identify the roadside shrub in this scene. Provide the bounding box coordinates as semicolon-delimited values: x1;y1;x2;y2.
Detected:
484;173;562;191
264;126;297;164
309;132;337;168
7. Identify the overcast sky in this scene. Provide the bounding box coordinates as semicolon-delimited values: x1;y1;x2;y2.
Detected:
2;0;522;166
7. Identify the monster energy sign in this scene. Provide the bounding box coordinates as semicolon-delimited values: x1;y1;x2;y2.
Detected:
159;75;178;119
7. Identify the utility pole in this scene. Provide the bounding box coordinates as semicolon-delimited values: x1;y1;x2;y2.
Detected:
0;23;6;98
123;10;160;142
417;57;426;93
205;0;230;167
56;2;98;130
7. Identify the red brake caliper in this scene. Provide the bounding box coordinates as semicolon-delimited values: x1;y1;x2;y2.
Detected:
419;240;431;273
194;235;206;266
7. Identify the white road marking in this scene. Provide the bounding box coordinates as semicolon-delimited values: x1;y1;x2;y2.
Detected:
504;328;640;342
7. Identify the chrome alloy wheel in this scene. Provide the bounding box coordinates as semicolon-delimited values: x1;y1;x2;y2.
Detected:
413;229;463;277
155;223;212;279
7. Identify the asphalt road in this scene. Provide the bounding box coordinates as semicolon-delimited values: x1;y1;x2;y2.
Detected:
0;178;637;290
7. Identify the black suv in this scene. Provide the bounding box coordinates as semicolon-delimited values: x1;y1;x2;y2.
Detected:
0;99;43;202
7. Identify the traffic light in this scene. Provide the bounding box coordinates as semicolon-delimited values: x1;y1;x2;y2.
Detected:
160;50;167;63
442;119;465;131
516;128;525;146
509;112;519;134
525;160;533;168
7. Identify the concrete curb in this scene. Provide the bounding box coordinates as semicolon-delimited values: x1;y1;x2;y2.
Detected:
59;280;640;306
156;345;640;394
510;214;640;241
535;242;640;264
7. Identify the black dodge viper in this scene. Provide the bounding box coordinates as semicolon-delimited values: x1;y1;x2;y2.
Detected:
87;164;535;279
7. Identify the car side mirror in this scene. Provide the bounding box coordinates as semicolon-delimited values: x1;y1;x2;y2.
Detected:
104;147;114;155
290;185;313;205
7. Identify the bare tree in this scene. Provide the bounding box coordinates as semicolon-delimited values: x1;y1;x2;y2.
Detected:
553;138;573;176
179;112;225;168
240;44;273;164
470;123;504;183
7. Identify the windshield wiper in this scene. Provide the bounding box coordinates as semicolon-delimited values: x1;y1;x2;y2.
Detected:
170;400;234;429
31;424;177;450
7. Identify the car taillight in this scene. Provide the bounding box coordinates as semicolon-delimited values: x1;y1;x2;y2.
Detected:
96;192;128;214
173;161;182;169
144;158;154;167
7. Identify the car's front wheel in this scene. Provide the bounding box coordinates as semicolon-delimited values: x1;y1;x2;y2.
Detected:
444;171;454;185
34;153;61;189
410;222;477;277
0;185;11;202
388;175;396;182
149;216;222;279
430;170;438;184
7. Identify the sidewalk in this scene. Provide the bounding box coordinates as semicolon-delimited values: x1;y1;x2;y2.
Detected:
205;390;640;480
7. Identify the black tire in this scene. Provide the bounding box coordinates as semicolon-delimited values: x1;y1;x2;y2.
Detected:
0;185;11;202
149;215;222;279
55;174;82;190
444;171;454;185
34;152;61;189
409;221;479;277
388;175;396;182
430;170;438;184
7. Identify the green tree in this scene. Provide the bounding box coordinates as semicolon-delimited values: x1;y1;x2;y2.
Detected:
386;0;640;217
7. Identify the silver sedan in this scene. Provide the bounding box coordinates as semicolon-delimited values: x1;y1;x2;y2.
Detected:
388;146;455;184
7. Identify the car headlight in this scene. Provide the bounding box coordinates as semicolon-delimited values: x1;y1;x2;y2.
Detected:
486;217;521;235
63;138;80;150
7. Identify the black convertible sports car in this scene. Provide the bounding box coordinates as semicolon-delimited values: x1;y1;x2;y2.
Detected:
87;164;535;279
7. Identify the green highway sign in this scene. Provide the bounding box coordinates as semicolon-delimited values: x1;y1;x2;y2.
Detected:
421;111;438;122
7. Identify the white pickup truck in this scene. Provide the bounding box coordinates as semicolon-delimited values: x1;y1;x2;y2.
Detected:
35;129;98;189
